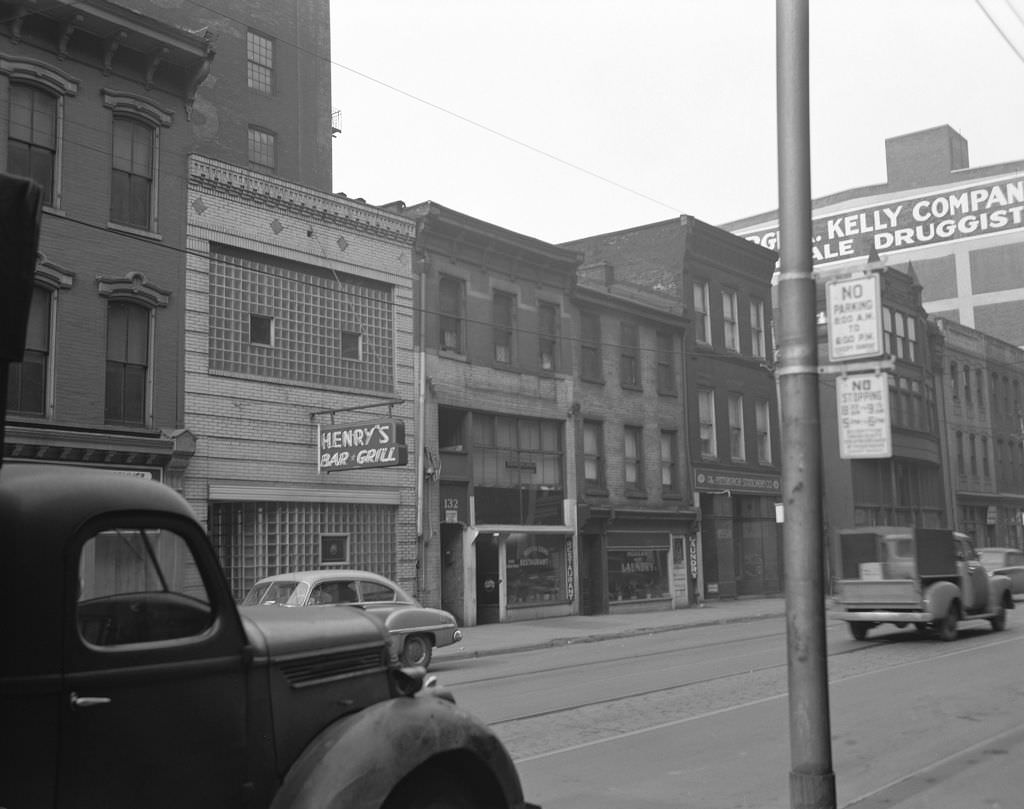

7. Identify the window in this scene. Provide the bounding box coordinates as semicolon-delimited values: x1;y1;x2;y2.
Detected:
8;84;57;205
341;330;362;360
755;398;772;464
77;527;211;646
982;436;990;479
250;313;273;346
624;425;643;491
111;117;154;229
246;31;274;94
693;281;711;344
538;302;558;371
659;430;678;492
438;274;465;353
698;388;717;458
950;362;959;400
907;316;917;362
6;285;50;415
580;311;602;381
976;369;985;409
956;431;965;475
728;393;745;461
894;311;906;359
320;533;350;565
963;364;972;404
248;126;276;170
969;434;978;476
620;322;640;388
722;289;739;351
750;298;767;359
105;301;149;425
882;307;893;355
583;420;604;486
492;291;515;365
656;331;676;395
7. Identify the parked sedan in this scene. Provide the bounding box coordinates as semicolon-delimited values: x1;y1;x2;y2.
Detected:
242;569;462;668
977;547;1024;600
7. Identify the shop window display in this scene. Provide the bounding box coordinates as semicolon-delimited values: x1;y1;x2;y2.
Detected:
506;536;570;604
607;548;670;602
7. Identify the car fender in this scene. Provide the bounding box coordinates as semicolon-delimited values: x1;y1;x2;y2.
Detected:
923;580;960;618
269;692;526;809
987;574;1015;608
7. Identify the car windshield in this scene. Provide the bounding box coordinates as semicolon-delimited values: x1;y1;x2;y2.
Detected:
977;551;1007;568
242;580;302;605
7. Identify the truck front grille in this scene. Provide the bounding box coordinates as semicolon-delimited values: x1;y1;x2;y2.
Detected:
277;649;385;687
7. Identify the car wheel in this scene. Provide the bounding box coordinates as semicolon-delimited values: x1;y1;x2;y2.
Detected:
936;604;958;641
382;769;489;809
848;622;870;641
400;634;433;668
990;602;1007;632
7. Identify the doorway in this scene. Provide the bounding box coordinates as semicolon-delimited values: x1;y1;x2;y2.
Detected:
475;534;500;624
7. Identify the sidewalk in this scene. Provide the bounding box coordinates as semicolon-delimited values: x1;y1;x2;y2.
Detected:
433;594;788;661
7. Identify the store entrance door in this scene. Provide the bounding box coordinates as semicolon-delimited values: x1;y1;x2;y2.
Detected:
476;535;500;624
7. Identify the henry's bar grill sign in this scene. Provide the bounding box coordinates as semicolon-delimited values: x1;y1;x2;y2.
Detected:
317;419;408;472
737;175;1024;264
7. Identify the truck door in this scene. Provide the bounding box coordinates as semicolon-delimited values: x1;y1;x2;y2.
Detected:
59;520;250;809
956;536;989;612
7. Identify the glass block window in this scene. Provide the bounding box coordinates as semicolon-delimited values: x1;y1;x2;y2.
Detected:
246;31;274;94
209;247;394;392
209;501;396;600
248;126;276;169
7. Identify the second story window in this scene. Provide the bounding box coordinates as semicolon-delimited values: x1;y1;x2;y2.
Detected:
439;275;464;352
620;322;640;388
248;126;277;170
538;302;558;371
755;398;772;464
950;362;959;401
728;393;745;461
6;285;51;416
693;281;711;344
247;31;274;94
8;84;57;206
722;289;739;351
698;388;717;458
660;430;678;493
750;298;767;359
624;425;643;491
656;331;676;395
249;313;274;346
105;301;149;426
580;311;602;382
111;117;154;230
583;420;604;487
907;316;918;362
493;291;515;365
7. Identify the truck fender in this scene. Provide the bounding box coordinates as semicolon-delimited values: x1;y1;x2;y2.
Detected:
269;693;526;809
988;574;1015;609
923;580;960;619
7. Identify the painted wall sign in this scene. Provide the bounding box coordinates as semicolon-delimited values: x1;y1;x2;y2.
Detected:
317;418;408;472
737;175;1024;264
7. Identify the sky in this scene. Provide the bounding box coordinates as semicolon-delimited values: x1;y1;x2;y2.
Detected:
329;0;1024;246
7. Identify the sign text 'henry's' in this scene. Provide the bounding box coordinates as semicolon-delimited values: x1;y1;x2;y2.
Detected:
318;419;408;472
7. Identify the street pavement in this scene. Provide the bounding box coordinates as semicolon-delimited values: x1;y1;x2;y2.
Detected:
435;595;1024;809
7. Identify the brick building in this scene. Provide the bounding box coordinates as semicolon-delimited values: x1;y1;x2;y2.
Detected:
2;0;212;483
728;125;1024;349
185;156;419;599
564;217;782;601
399;201;580;626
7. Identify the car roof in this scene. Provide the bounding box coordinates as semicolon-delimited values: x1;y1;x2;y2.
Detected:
256;569;395;585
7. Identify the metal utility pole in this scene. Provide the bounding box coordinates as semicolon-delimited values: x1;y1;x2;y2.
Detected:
775;2;837;808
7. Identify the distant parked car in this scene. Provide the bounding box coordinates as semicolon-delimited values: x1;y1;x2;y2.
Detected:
976;547;1024;600
243;569;462;668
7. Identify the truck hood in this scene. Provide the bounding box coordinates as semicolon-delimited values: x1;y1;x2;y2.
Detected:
238;604;390;657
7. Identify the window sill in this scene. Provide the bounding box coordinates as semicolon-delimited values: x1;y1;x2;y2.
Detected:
107;221;162;241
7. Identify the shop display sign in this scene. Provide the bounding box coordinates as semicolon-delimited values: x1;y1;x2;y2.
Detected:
317;419;408;472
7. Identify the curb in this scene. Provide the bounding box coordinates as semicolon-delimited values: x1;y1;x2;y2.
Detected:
436;608;787;662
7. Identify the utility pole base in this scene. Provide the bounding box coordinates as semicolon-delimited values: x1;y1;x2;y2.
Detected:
790;770;836;809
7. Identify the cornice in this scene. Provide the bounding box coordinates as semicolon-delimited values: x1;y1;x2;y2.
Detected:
189;157;416;247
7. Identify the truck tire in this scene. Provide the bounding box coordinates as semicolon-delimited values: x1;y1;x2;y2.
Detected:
382;768;496;809
399;634;433;668
936;604;958;641
848;622;870;641
990;602;1007;632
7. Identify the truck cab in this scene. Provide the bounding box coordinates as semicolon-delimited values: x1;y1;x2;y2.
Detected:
831;526;1014;641
0;462;534;809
